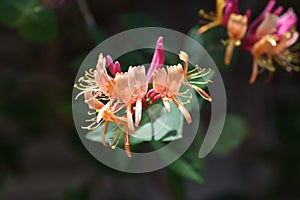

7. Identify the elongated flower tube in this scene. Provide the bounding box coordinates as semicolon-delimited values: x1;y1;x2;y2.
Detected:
249;35;277;84
146;36;165;83
96;101;132;157
112;73;135;133
106;55;121;77
128;66;147;127
93;53;115;96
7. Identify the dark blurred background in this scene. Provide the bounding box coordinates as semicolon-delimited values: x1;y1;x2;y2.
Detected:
1;0;300;199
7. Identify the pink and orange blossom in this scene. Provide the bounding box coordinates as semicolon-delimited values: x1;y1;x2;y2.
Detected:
75;37;213;158
152;51;212;124
241;0;298;83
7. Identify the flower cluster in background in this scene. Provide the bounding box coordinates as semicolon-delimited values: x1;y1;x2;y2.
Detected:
74;37;212;157
198;0;299;83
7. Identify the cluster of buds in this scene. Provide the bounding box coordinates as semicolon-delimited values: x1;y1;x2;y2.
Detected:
74;37;212;157
198;0;299;83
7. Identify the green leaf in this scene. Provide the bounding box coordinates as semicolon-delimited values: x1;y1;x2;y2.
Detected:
168;161;204;184
0;0;31;28
18;9;58;43
151;141;205;184
85;102;184;146
0;0;59;43
187;25;238;70
85;121;146;146
118;12;162;29
133;103;184;142
213;114;248;156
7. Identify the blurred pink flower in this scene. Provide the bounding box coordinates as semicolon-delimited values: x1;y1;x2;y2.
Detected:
239;0;299;83
276;9;298;39
152;51;212;124
222;0;239;26
242;0;284;51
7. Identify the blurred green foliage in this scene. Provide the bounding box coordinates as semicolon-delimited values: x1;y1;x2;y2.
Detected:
213;114;248;156
0;0;59;43
151;141;205;184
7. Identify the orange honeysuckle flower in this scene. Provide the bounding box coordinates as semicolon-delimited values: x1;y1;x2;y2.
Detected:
75;53;135;157
84;90;104;110
153;65;192;124
152;51;212;124
249;32;299;84
111;72;134;133
241;2;298;83
96;101;132;157
224;13;248;65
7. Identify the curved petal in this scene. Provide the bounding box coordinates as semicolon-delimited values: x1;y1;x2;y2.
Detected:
276;9;298;38
112;73;131;102
167;64;184;94
153;68;167;94
96;53;106;71
128;66;147;98
255;13;278;38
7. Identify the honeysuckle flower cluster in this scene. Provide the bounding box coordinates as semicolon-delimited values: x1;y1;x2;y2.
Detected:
74;37;212;157
198;0;299;83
